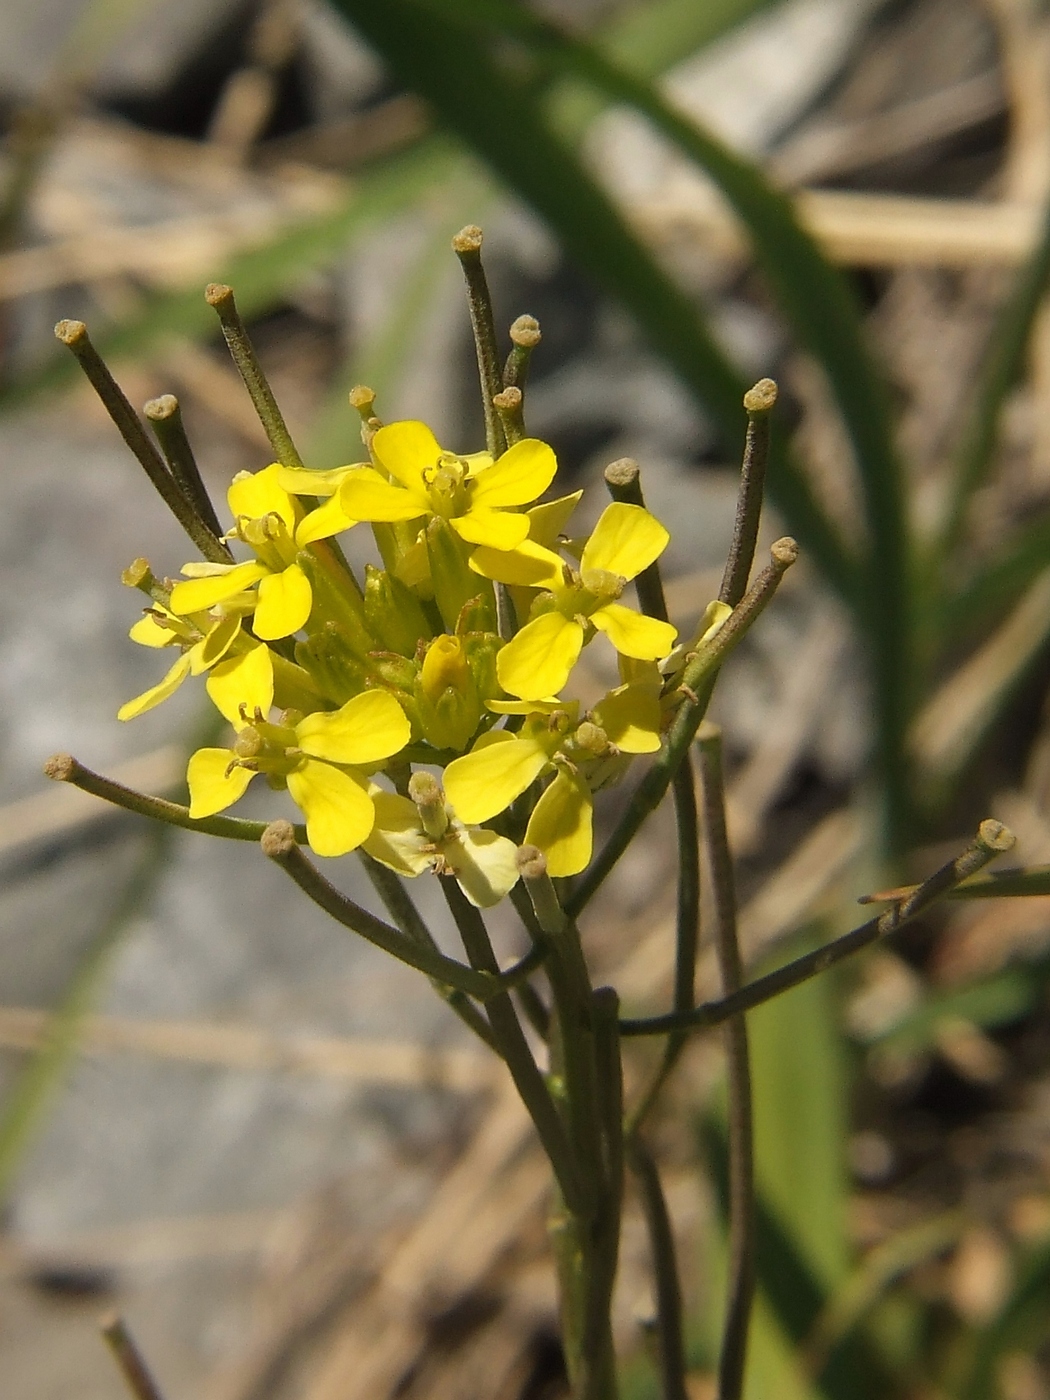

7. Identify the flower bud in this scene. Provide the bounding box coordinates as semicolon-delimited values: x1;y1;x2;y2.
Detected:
426;515;495;631
363;564;431;658
415;634;482;752
295;622;371;703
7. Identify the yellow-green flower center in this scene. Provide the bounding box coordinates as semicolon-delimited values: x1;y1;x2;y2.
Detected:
421;453;470;518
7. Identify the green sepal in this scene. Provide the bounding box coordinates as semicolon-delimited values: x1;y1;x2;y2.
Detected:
295;622;372;704
427;516;492;631
413;667;483;752
455;590;498;637
296;549;377;655
363;564;432;657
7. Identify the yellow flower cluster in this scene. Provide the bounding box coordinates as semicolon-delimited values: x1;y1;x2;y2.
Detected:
121;419;726;904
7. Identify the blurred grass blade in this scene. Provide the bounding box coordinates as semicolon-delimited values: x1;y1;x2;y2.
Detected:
934;197;1050;569
333;2;856;594
0;139;463;413
936;511;1050;647
858;966;1041;1056
950;865;1050;897
958;1240;1050;1400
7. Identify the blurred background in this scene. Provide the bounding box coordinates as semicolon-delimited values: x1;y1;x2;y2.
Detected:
2;0;1050;1397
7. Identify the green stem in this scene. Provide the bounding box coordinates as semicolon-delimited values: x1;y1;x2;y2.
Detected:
493;385;526;445
621;819;1015;1038
503;313;541;392
719;380;777;607
452;225;507;458
628;1138;687;1400
358;852;498;1051
143;394;227;544
53;321;230;564
567;539;798;918
697;727;754;1400
205;282;304;469
43;753;305;843
440;877;585;1213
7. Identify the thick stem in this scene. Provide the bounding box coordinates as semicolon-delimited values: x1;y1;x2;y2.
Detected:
621;820;1016;1038
100;1314;167;1400
440;877;585;1213
205;283;304;469
452;225;506;458
143;394;227;544
697;726;754;1400
719;380;777;608
53;321;230;564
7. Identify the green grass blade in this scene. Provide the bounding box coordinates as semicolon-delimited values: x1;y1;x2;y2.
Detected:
958;1240;1050;1400
934;197;1050;570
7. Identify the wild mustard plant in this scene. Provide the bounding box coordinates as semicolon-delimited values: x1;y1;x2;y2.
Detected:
49;231;1023;1400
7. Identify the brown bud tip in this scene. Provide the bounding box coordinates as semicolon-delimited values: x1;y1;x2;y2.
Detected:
44;753;76;782
408;770;442;806
977;819;1015;854
452;224;483;255
121;557;153;589
205;282;234;309
743;378;778;413
143;394;178;421
509;314;541;348
604;457;640;489
492;386;522;411
516;844;548;880
348;384;375;411
770;537;800;568
54;318;87;346
261;819;297;859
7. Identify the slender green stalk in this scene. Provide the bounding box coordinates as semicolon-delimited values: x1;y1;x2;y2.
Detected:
262;821;541;1001
697;725;754;1400
568;539;798;917
43;753;305;843
503;313;541;392
509;882;552;1039
628;1138;688;1400
440;877;585;1211
621;819;1016;1038
451;225;506;458
100;1314;168;1400
720;380;777;607
53;321;230;564
359;852;498;1051
493;385;525;445
205;283;305;469
143;394;228;544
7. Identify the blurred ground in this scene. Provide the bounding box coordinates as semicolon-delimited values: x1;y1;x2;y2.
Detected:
1;1;1050;1398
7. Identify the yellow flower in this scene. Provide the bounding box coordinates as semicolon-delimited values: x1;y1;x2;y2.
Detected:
187;660;410;857
443;681;662;876
320;420;558;552
470;502;679;700
118;602;248;721
363;776;520;908
168;465;353;641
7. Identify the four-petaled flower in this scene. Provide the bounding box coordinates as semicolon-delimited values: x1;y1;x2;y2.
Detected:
443;681;662;876
470;502;679;700
279;421;558;553
168;465;352;641
187;647;410;857
118;599;251;721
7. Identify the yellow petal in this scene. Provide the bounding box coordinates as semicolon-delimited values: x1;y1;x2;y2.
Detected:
591;603;677;661
362;789;432;876
117;652;192;721
187;748;255;817
276;464;360;497
129;612;177;647
253;563;312;640
451;507;530;550
371;420;441;489
227;463;299;529
527;491;583;549
496;612;583;701
286;759;375;857
206;644;274;726
394;534;430;588
581;502;669;581
170;561;267;614
591;681;662;754
525;770;593;877
468;438;557;508
446;828;521;907
295;494;357;547
443;733;550;824
338;466;427;521
486;697;562;714
469;538;563;587
296;689;410;765
187;614;241;675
